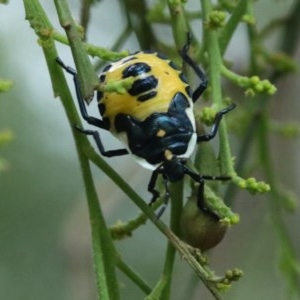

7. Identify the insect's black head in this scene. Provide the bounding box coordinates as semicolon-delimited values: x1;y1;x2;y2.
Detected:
161;150;187;182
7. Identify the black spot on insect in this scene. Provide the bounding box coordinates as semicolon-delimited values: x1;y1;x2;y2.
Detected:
137;91;157;102
179;72;188;83
99;74;106;83
169;61;181;71
128;76;158;96
185;86;192;97
102;64;112;73
156;53;168;60
169;92;191;112
141;50;156;55
122;63;151;79
98;101;106;115
97;90;104;100
121;56;137;64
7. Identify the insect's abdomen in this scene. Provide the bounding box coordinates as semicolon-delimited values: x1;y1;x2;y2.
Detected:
97;52;192;133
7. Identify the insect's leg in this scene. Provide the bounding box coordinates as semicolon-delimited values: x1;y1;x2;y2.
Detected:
56;57;106;129
155;175;170;219
76;126;128;157
148;170;160;206
148;169;170;218
179;33;208;102
197;104;236;142
56;58;128;156
184;167;230;219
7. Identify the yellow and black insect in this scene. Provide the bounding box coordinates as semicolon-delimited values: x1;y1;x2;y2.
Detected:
56;38;235;217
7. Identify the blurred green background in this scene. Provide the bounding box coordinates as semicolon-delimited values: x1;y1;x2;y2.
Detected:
0;1;299;299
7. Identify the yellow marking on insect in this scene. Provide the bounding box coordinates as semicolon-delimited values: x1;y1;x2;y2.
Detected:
164;149;173;160
98;52;191;133
157;129;166;137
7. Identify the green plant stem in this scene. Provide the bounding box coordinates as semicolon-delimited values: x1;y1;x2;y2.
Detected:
23;1;120;299
54;49;121;300
79;154;120;300
161;182;184;298
116;258;152;294
110;198;164;240
167;0;189;49
148;182;184;300
56;72;120;300
51;30;129;60
79;0;93;39
54;0;98;102
201;0;234;175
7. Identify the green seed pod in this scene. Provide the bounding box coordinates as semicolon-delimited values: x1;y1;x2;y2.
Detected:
180;192;228;251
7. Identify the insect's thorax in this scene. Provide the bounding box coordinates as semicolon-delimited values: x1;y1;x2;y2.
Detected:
115;92;197;170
